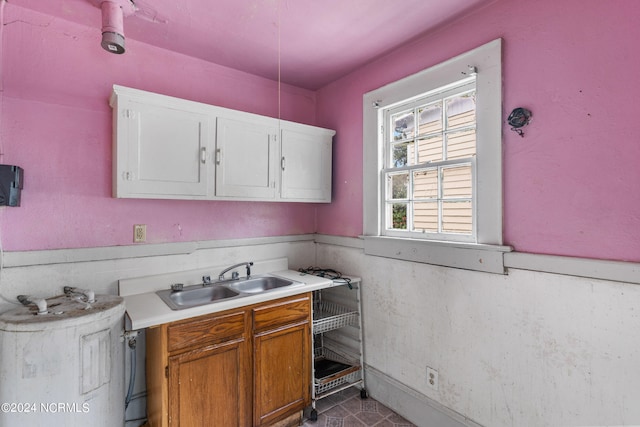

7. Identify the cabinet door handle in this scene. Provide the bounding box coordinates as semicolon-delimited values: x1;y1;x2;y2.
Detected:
281;156;286;171
200;147;207;164
216;148;221;165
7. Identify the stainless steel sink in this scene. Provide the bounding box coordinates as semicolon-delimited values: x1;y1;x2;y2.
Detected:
156;274;304;310
157;285;241;310
227;276;297;294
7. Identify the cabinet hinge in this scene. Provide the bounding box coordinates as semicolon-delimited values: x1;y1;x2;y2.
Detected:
124;109;136;119
165;366;169;378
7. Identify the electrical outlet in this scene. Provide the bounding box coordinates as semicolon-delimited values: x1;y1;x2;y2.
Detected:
133;224;146;243
426;366;438;391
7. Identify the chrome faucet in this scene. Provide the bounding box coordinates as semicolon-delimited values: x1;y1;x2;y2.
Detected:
218;261;253;281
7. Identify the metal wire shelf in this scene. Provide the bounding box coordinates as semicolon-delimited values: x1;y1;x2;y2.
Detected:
309;278;365;422
314;346;362;396
313;301;359;335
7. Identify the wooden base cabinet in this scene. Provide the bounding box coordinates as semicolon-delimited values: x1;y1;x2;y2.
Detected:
146;294;311;427
168;338;249;426
253;296;311;426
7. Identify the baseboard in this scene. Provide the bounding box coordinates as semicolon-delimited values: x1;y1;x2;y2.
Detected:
364;365;483;427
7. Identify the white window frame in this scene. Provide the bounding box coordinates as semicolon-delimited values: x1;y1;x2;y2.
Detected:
363;39;511;273
382;79;477;242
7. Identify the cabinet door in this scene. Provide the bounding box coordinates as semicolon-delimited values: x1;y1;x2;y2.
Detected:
254;323;310;426
168;338;251;427
253;295;311;426
280;128;332;202
114;99;212;198
215;117;278;199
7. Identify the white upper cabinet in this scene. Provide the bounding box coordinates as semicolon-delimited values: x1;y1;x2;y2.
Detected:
215;116;278;199
111;87;213;199
280;127;333;202
110;85;334;203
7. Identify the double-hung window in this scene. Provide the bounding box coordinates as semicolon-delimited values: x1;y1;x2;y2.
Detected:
383;78;477;242
363;39;509;273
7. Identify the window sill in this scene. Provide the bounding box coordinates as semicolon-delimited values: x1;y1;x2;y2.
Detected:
363;236;512;274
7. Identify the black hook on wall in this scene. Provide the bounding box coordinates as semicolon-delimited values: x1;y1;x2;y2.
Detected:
507;107;532;137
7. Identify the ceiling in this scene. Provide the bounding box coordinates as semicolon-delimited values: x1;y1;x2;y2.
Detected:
13;0;493;90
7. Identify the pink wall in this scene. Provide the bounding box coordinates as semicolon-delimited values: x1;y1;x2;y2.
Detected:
315;0;640;263
0;5;319;251
3;1;640;263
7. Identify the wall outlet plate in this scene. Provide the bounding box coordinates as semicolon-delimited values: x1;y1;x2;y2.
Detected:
426;366;438;391
133;224;146;243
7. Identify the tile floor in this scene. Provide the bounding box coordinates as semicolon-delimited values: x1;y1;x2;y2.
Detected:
302;388;417;427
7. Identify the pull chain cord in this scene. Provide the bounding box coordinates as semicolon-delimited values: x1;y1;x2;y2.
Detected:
277;0;281;133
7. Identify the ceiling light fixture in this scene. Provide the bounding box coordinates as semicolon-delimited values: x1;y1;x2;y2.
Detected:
90;0;137;54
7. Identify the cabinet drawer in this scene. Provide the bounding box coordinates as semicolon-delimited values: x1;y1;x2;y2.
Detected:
253;294;310;333
168;311;245;353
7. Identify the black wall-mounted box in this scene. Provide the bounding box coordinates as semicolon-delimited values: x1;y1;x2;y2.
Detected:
0;165;23;207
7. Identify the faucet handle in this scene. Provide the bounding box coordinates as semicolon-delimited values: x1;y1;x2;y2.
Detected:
231;271;239;280
246;262;253;278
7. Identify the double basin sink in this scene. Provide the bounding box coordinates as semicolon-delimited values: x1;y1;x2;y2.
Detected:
156;275;304;310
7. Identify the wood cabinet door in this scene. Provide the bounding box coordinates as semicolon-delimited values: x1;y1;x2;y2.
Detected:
253;322;310;426
168;337;251;427
115;99;212;198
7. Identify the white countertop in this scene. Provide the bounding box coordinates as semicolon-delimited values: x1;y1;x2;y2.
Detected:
122;269;348;330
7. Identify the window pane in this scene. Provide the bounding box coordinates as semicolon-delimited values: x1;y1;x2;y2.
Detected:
389;203;407;229
391;142;408;167
442;165;472;198
417;103;442;136
412;169;437;199
446;92;476;130
446;129;476;160
442;200;472;233
417;136;443;163
391;110;414;141
388;173;408;199
413;202;438;232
